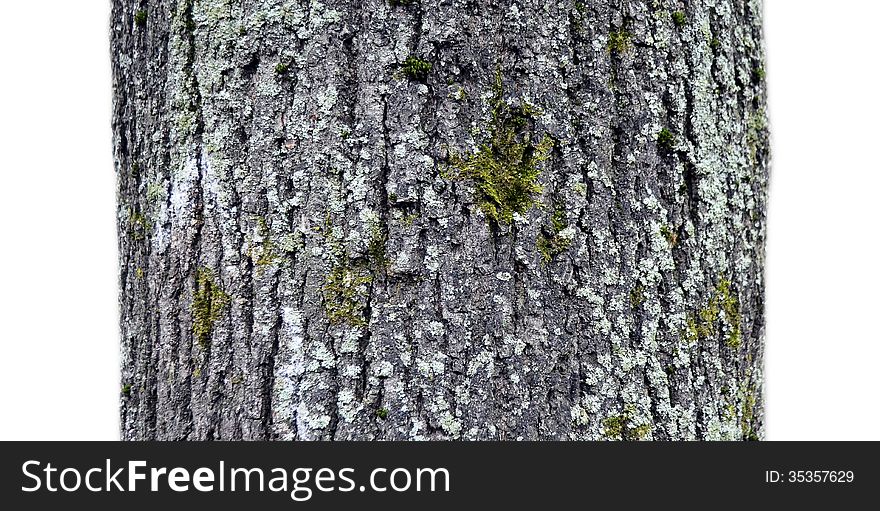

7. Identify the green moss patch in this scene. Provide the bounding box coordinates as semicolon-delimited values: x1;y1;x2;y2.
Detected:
536;208;573;263
657;127;676;153
134;10;147;27
128;209;151;241
323;259;373;326
660;224;679;247
401;56;432;81
629;284;646;309
449;71;552;224
607;29;632;54
602;405;651;440
685;277;743;348
253;217;278;269
192;268;230;349
672;11;687;27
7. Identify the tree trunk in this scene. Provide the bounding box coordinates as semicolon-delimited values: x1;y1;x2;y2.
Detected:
112;0;768;441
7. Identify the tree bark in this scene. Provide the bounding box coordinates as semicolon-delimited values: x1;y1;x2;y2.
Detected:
113;0;768;440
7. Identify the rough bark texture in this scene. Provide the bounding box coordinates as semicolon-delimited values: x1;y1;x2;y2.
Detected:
113;0;768;440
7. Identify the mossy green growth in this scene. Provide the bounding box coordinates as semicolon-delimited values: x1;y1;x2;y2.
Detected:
602;406;651;440
449;71;552;224
631;424;651;440
323;259;373;326
451;85;468;101
724;403;737;420
754;66;766;82
146;181;164;204
367;224;389;269
128;209;151;241
376;407;389;420
657;128;676;153
629;284;646;308
402;212;420;226
255;244;277;267
401;56;432;81
607;29;632;54
121;384;132;397
685;277;742;348
134;10;147;27
275;62;290;75
192;268;230;349
536;208;572;263
672;11;687;27
253;217;278;269
660;224;678;247
602;415;626;439
747;108;768;164
741;385;759;440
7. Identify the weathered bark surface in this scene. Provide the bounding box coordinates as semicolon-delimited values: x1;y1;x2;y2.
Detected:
113;0;768;440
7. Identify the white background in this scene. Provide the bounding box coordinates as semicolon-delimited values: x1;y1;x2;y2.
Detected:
0;1;877;440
